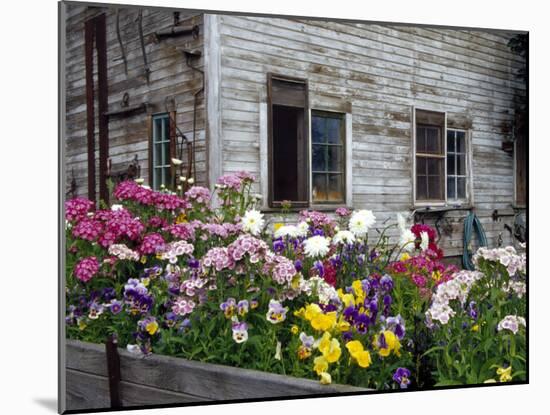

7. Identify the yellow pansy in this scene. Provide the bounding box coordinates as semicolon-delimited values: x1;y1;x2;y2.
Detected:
336;318;351;333
291;274;302;289
318;332;341;363
175;212;187;224
78;319;87;331
141;277;150;287
313;355;329;375
355;350;372;368
471;324;479;332
341;293;355;308
291;325;299;335
140;255;147;264
374;330;401;357
496;366;512;382
294;307;306;318
310;311;337;332
351;280;364;297
145;321;159;335
304;304;322;321
345;340;364;358
319;372;332;385
400;252;411;261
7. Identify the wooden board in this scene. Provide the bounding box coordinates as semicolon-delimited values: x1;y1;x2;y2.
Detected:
65;340;368;411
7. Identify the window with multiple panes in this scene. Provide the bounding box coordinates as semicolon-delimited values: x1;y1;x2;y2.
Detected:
311;111;345;203
414;109;472;205
151;113;172;190
446;129;468;201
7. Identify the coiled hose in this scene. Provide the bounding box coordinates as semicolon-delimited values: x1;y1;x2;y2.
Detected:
463;211;488;270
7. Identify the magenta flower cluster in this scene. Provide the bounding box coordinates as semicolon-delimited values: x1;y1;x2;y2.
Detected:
113;180;189;211
138;233;166;255
66;198;95;222
74;256;99;282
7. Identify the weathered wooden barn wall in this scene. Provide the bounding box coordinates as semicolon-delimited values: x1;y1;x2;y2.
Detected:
211;14;526;256
64;4;207;200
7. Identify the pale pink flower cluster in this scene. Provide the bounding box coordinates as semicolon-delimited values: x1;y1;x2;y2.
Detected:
202;247;235;272
108;244;140;261
497;315;526;335
185;186;212;205
227;234;269;263
161;240;194;264
180;276;208;297
216;171;255;191
263;252;297;285
473;246;526;276
503;280;527;299
426;270;485;326
172;297;196;316
299;210;335;229
201;223;242;239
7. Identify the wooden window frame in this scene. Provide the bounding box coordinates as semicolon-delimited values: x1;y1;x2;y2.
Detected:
412;107;476;208
310;109;347;205
148;111;176;190
446;128;474;206
412;107;448;207
267;73;309;208
513;136;527;208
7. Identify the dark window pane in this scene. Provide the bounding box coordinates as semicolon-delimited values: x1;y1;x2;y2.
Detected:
416;157;427;175
162;141;169;166
447;177;456;199
273;105;303;201
427;175;443;200
457;154;466;175
328;146;343;172
416;175;428;200
312;173;327;202
447;155;455;175
457;177;466;199
312;116;325;144
328;174;344;201
447;130;455;152
427;157;442;176
153;118;163;142
416;127;427;153
456;131;466;152
326;118;341;144
312;144;326;172
154;143;163;167
426;127;441;154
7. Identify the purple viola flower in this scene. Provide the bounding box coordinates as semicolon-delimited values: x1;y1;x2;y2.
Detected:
231;320;249;343
468;301;478;320
273;238;285;253
369;299;379;318
386;315;406;339
393;367;411;389
313;260;324;277
102;287;117;302
294;259;303;272
383;294;392;316
108;299;123;315
343;305;358;322
380;274;394;292
299;332;315;349
355;313;370;334
266;299;288;324
330;255;342;269
88;302;104;320
187;258;200;269
165;312;177;328
342;331;354;342
313;228;325;237
237;299;249;316
220;298;237;318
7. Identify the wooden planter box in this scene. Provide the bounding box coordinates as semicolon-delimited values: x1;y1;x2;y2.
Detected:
65;340;368;411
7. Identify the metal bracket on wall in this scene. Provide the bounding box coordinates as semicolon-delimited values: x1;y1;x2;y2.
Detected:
137;10;150;84
114;8;128;75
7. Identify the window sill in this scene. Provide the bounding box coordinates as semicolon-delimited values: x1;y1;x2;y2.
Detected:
410;204;474;214
260;204;351;214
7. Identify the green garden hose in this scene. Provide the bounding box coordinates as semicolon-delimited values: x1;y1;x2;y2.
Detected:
463;211;488;270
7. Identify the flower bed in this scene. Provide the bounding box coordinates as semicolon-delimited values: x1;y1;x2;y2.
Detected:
65;172;527;408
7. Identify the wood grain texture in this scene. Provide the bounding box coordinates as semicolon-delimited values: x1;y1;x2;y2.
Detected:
65;339;367;411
